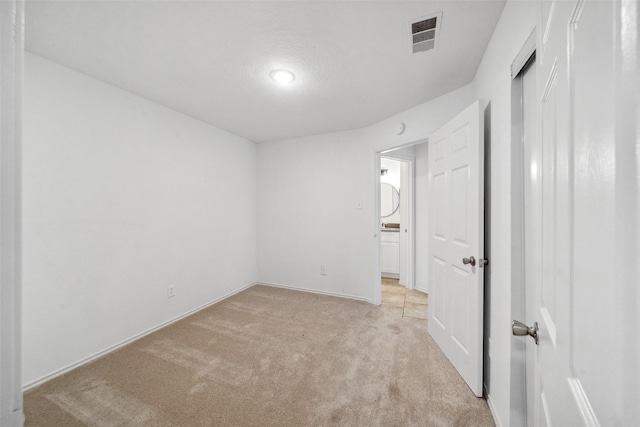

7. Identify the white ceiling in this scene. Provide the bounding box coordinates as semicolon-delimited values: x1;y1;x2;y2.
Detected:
25;1;506;143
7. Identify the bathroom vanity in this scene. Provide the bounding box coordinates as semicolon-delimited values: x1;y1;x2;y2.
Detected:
380;225;400;278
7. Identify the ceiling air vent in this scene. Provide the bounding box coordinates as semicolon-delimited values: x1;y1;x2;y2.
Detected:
411;13;442;54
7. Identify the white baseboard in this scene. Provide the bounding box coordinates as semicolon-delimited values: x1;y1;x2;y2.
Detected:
415;286;428;294
484;385;503;427
22;282;258;391
258;281;372;304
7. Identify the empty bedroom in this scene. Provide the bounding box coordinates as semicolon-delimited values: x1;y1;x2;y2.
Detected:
1;0;637;426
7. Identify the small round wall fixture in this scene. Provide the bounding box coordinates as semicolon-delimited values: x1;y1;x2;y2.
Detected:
270;69;295;84
395;122;406;135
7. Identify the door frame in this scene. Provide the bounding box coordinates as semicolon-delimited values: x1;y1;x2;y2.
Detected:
381;153;415;289
0;0;25;426
373;139;425;305
509;29;537;427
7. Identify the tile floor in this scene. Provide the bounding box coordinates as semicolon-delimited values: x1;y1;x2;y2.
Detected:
381;277;428;320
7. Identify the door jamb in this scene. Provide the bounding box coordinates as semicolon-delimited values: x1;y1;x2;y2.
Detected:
510;29;537;427
0;1;25;426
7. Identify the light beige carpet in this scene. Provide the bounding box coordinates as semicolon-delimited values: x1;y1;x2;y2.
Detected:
24;285;495;426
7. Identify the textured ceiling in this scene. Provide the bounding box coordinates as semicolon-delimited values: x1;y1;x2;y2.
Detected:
25;1;506;143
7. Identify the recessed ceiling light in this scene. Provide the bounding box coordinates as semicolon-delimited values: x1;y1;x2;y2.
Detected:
270;69;295;84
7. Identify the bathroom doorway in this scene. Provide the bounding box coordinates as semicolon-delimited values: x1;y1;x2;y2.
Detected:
377;141;429;317
380;156;405;282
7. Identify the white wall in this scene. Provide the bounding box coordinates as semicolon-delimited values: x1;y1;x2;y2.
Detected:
257;85;473;303
22;53;258;387
471;1;537;426
257;128;372;299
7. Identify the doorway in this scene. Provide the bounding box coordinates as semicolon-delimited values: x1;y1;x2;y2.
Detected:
380;156;407;283
378;151;429;319
375;142;429;310
373;102;485;397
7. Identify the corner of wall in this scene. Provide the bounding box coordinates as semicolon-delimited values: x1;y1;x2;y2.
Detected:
23;53;259;386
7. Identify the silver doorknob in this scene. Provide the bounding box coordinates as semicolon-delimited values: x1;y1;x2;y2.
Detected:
479;258;489;268
462;256;476;266
512;320;539;345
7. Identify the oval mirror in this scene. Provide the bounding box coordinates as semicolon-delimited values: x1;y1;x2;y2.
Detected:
381;183;400;217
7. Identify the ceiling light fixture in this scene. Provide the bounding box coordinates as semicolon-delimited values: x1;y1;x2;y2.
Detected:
270;69;295;84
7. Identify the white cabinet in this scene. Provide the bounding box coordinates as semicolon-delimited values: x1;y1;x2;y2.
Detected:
381;231;399;278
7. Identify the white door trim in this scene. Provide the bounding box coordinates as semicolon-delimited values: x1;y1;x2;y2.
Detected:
399;158;414;289
0;0;25;425
373;153;382;305
509;31;537;427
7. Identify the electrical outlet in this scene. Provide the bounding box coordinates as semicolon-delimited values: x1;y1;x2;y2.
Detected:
321;265;327;275
167;285;175;298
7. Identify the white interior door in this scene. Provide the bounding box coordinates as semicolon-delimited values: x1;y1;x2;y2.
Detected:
428;100;484;397
516;1;639;425
520;2;594;423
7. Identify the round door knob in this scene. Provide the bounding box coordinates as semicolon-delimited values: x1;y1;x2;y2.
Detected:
462;256;476;266
512;320;539;345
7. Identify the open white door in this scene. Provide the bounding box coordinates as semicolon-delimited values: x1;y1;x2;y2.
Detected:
428;101;484;396
513;2;639;425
